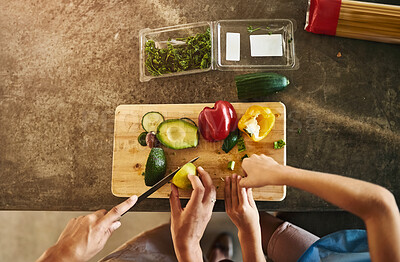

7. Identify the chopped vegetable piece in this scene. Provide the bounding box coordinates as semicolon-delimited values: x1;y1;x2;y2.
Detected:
238;105;275;142
228;161;235;170
222;129;240;153
138;132;148;146
144;28;211;76
241;154;249;161
298;128;302;134
247;25;261;33
237;135;246;152
142;112;164;132
146;132;161;148
274;139;286;149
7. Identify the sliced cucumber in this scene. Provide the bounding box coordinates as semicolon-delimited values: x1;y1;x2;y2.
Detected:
141;112;164;132
138;132;148;146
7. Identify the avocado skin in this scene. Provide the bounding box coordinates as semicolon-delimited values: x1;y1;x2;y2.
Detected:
144;147;167;186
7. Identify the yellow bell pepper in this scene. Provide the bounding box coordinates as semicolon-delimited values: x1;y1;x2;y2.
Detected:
238;105;275;142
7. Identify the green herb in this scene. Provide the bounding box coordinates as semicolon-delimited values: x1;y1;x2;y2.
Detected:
297;128;301;134
237;135;246;152
144;28;211;76
266;26;270;30
273;139;286;149
247;25;261;33
268;32;272;35
288;37;293;43
241;154;249;161
228;161;235;170
222;129;240;153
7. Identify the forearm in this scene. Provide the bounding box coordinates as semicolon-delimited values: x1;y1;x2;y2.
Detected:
282;166;400;261
238;230;266;262
282;166;394;220
173;241;203;262
36;245;75;262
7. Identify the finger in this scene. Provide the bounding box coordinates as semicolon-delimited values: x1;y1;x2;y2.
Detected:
224;176;231;212
93;209;107;218
237;176;248;206
101;195;137;225
231;174;238;209
105;221;122;237
186;174;205;209
197;166;216;203
247;188;257;209
169;183;182;217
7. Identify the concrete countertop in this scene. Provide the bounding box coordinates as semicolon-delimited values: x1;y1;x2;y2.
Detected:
1;0;399;212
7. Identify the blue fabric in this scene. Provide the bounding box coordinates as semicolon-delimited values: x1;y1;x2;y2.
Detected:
298;229;370;262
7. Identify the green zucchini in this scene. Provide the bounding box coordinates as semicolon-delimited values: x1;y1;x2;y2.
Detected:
138;132;148;146
235;72;290;100
141;112;164;132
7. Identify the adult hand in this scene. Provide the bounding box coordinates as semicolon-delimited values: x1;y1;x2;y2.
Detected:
169;166;216;262
36;195;138;262
240;154;286;188
225;174;265;262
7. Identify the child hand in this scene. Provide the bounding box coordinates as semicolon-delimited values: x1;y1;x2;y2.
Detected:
240;154;286;188
225;174;260;236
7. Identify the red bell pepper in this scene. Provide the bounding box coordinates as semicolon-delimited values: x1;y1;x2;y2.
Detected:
198;101;238;141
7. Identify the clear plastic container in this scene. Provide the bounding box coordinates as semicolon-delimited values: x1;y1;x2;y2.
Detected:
139;19;296;82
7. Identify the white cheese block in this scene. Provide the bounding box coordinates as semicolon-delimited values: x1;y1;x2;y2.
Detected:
226;32;241;61
250;34;283;57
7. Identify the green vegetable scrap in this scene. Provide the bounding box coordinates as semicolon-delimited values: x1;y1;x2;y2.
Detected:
247;25;261;33
237;135;246;152
144;28;212;76
273;139;286;149
222;129;240;153
228;161;235;171
138;131;148;146
241;154;249;161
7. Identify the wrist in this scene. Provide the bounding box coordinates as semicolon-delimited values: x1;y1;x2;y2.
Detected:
273;164;292;185
174;241;202;262
37;244;76;262
238;228;262;245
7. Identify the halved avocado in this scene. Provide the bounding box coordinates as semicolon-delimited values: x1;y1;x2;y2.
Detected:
156;119;198;149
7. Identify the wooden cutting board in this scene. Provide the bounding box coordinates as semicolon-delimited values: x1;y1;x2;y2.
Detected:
112;102;286;201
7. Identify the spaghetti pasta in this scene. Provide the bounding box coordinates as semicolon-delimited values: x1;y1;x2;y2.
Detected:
305;0;400;44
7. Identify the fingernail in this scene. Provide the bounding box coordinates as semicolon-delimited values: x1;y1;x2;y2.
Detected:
237;175;241;180
232;174;237;179
130;195;138;201
113;221;121;230
198;166;204;171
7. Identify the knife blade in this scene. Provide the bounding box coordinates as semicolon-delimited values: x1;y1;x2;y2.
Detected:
121;156;199;216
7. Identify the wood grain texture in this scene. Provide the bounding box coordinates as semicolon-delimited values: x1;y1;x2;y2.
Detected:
112;103;286;201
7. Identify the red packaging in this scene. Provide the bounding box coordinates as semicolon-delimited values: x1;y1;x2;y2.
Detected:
305;0;342;35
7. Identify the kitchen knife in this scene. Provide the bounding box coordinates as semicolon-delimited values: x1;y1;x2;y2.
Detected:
121;156;199;216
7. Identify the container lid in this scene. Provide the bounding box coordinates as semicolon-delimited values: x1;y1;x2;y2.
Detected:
213;19;297;71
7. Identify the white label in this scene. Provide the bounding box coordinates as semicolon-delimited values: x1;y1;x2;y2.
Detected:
226;32;240;61
250;34;283;57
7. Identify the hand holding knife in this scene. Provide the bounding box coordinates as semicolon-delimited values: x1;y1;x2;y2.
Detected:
121;156;199;216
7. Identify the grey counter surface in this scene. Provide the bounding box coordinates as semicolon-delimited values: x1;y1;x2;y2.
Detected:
1;0;399;212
